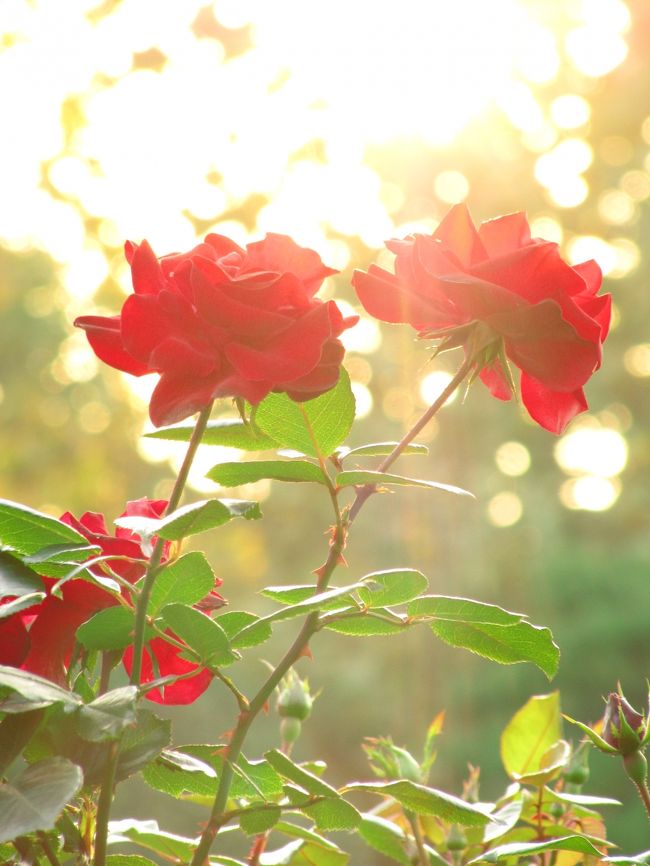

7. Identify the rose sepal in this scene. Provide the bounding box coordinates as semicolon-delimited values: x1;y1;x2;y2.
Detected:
562;714;619;755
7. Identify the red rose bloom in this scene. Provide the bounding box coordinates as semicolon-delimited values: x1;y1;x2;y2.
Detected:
75;233;357;426
0;499;221;705
352;205;611;433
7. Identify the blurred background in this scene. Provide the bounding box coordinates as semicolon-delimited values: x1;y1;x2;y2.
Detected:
1;0;649;854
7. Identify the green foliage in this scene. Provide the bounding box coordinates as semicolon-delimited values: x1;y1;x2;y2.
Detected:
254;369;355;458
345;781;491;826
75;686;138;742
208;460;327;486
358;569;428;607
358;814;411;865
116;498;262;541
340;442;428;458
146;551;218;615
239;803;282;834
0;550;45;596
147;418;277;450
76;606;139;652
500;692;563;782
0;499;87;555
159;603;237;666
336;470;473;497
106;856;159;866
0;757;82;842
265;749;339;798
468;835;605;862
0;665;82;712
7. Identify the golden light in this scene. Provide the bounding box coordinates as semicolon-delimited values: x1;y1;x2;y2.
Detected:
554;426;628;478
351;383;373;420
419;371;458;408
559;476;620;512
495;441;531;477
550;94;591;129
624;344;650;377
434;171;470;205
566;236;618;276
487;492;523;527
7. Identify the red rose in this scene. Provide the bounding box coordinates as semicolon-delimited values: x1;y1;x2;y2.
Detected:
352;205;611;433
0;499;221;705
75;233;357;426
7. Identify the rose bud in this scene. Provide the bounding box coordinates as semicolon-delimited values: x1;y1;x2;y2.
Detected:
277;672;314;722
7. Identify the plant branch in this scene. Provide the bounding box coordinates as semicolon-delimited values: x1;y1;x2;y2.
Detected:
92;741;119;866
407;813;429;866
632;776;650;819
37;832;62;866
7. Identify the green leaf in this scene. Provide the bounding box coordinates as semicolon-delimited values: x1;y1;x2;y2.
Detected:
239;803;282;834
429;619;560;679
265;749;338;798
229;616;273;650
0;666;82;712
261;837;348;866
468;835;606;863
344;781;491;827
116;498;261;542
255;369;355;458
261;585;318;605
604;853;650;865
146;418;277;450
303;797;362;832
216;610;260;639
108;819;196;861
24;542;99;564
159;603;237;666
106;856;159;866
500;693;562;782
208;460;326;487
116;710;171;781
358;814;410;865
0;757;83;842
76;606;137;652
336;470;473;498
0;709;45;775
0;550;45;596
75;686;138;742
342;442;428;458
147;552;218;616
547;788;621;807
323;616;405;636
0;591;45;619
359;569;428;607
407;596;523;626
0;500;88;556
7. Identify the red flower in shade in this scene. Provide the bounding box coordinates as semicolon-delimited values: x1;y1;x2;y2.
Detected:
75;233;357;426
352;205;611;434
0;499;222;705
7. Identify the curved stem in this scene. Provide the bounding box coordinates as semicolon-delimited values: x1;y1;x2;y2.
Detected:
348;353;475;523
93;402;213;866
633;777;650;819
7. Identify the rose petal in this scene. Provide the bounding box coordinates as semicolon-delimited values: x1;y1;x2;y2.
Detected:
521;374;588;434
433;204;487;267
74;315;150;375
122;636;213;705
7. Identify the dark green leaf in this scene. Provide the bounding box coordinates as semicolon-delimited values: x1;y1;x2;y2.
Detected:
468;835;606;863
159;603;237;666
265;749;338;797
0;757;83;842
303;797;362;831
208;460;326;487
116;710;171;781
341;442;428;459
336;470;473;497
147;552;218;616
0;591;45;619
239;803;282;834
429;620;560;678
407;596;523;626
76;606;138;652
0;550;44;596
76;686;138;742
0;666;82;712
358;814;410;865
0;500;88;555
345;781;491;826
0;709;45;775
359;569;428;607
146;418;277;450
255;369;355;458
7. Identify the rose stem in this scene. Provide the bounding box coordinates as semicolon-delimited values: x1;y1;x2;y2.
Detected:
632;776;650;819
94;401;213;866
188;353;477;866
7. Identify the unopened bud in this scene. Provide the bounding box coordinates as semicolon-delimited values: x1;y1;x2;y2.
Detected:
280;717;302;745
446;824;467;852
277;673;314;722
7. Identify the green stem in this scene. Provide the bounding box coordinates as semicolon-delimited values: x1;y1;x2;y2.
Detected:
93;402;213;866
633;777;650;819
37;832;61;866
347;352;475;523
407;814;429;866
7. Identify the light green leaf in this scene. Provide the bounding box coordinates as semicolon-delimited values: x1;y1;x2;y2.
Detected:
546;788;621;807
336;470;473;498
108;819;196;861
159;603;237;667
500;693;562;782
358;569;428;607
116;710;171;781
429;619;559;679
323;617;405;637
106;856;159;866
208;460;326;487
483;797;523;843
116;498;261;542
0;550;45;596
75;686;138;742
147;552;218;616
261;585;318;605
255;369;355;458
303;797;362;832
0;500;88;556
604;852;650;865
239;803;282;835
468;835;606;863
344;781;491;827
265;749;338;798
358;814;410;865
260;839;348;866
216;611;260;639
24;542;99;564
408;596;523;626
146;418;277;450
229;617;273;650
76;606;138;652
0;666;82;712
0;757;83;842
341;442;428;458
0;591;45;619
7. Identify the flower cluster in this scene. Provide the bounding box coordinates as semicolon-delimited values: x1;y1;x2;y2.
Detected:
352;205;611;433
76;233;358;427
0;499;221;705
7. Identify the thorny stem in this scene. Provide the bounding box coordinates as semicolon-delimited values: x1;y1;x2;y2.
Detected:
632;776;650;819
189;354;475;866
93;402;214;866
37;833;62;866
